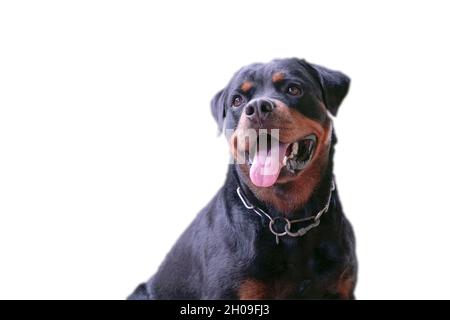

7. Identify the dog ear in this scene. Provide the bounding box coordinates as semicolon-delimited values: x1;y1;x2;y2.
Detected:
210;89;226;133
303;61;350;116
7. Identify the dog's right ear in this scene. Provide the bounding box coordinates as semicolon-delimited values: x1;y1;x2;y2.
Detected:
210;89;227;133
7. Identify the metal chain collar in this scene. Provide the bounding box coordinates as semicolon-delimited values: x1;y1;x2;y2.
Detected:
236;180;335;245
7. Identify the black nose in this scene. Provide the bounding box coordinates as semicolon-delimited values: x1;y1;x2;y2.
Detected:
244;99;275;121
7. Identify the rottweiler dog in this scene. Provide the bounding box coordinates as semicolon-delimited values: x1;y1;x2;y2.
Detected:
129;58;357;299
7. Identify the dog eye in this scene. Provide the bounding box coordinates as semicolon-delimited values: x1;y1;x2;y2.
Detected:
232;95;243;107
287;85;302;96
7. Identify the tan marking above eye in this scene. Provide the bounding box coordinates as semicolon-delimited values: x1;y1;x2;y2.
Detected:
272;72;285;83
240;81;254;93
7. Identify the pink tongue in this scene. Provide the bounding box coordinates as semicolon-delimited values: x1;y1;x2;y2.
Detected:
249;142;289;187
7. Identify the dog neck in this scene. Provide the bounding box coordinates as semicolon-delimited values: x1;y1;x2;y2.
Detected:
229;166;335;221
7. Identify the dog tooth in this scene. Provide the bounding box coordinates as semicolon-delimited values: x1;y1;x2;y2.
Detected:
286;159;292;171
289;142;298;158
293;142;299;154
282;155;288;166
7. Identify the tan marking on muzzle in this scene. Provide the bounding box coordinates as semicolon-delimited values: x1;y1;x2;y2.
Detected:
230;99;332;214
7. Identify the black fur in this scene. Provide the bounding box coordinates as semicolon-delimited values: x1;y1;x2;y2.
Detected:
128;58;357;299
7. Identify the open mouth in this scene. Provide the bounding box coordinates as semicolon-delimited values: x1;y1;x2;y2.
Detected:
282;134;317;173
245;133;317;188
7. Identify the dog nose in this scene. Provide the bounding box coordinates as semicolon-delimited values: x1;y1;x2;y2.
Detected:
244;99;275;121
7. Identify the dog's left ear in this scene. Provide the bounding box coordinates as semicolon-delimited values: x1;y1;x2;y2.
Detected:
303;61;350;116
210;89;226;133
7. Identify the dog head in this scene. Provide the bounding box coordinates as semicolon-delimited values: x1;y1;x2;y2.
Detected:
211;58;350;213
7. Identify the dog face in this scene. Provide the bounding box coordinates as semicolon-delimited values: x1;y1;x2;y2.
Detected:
211;58;350;213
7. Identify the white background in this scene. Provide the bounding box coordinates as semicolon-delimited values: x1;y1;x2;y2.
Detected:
1;0;449;299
